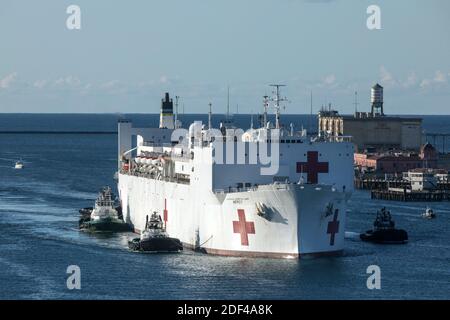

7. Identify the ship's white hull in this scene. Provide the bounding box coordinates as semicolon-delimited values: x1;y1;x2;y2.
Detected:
118;173;348;258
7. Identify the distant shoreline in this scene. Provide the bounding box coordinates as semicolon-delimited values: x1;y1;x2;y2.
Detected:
0;113;449;116
0;131;117;134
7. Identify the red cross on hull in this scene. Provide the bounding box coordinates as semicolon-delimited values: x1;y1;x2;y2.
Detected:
327;209;340;246
233;209;255;246
296;151;329;184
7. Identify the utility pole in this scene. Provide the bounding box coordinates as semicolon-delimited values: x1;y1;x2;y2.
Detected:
354;91;359;115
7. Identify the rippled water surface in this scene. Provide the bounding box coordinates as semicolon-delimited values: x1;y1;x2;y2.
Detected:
0;115;449;299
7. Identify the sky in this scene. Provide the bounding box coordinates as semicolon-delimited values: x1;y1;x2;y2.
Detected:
0;0;449;114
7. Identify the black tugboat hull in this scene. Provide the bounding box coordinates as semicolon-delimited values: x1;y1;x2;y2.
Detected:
80;218;132;233
360;229;408;244
128;237;183;253
78;204;129;232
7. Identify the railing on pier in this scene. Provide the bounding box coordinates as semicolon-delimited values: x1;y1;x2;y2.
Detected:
371;189;450;202
355;177;450;191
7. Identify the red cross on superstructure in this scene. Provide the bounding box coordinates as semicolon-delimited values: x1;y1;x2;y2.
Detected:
163;198;168;223
327;209;340;246
296;151;329;184
232;209;255;246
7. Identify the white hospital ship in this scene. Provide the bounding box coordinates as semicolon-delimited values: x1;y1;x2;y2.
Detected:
117;88;354;258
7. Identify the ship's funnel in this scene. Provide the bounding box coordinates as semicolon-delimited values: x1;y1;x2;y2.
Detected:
159;92;175;129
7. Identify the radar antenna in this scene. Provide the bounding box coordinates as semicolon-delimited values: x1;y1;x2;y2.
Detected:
269;84;288;129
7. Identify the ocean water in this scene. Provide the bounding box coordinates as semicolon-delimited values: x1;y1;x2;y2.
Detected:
0;114;449;300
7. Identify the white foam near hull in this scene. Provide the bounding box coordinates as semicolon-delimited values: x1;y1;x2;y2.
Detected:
118;173;347;258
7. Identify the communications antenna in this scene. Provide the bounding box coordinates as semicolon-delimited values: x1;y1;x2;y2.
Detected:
269;84;288;129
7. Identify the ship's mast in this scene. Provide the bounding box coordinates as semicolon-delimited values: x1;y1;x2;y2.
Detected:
226;86;230;121
309;90;313;134
175;95;180;129
208;102;212;130
269;84;287;129
263;95;269;128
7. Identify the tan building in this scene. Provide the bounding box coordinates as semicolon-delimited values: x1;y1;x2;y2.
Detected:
318;110;422;151
318;84;423;151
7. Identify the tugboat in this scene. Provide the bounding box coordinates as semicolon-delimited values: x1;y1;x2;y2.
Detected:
360;207;408;244
128;212;183;253
14;160;24;169
422;207;436;219
79;187;131;232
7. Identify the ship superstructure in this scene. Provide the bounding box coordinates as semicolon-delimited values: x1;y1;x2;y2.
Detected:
117;89;354;258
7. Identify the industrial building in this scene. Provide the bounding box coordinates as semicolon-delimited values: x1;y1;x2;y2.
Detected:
318;84;423;151
354;143;438;174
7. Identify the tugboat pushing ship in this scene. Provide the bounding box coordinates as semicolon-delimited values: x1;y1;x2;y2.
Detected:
360;207;408;244
116;87;355;258
79;187;131;232
128;212;183;253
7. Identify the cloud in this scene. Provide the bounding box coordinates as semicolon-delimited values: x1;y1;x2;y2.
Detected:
419;78;432;88
379;66;397;87
402;72;417;88
433;70;446;83
420;70;448;89
100;80;120;89
0;72;18;89
323;74;336;85
80;83;93;95
33;80;48;89
303;0;337;3
376;68;449;91
306;73;338;89
159;75;169;84
54;76;81;87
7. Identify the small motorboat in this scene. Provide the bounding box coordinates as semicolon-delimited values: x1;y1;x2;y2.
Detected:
360;207;408;244
79;187;131;232
128;212;183;253
14;160;24;169
422;207;436;219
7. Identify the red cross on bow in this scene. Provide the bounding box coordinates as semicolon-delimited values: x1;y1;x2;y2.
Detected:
233;209;255;246
296;151;329;184
327;209;340;246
